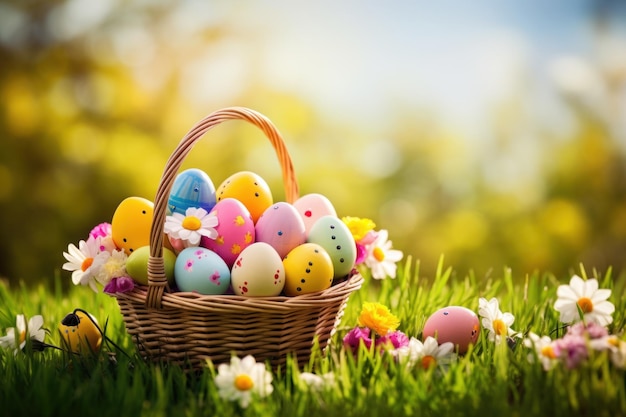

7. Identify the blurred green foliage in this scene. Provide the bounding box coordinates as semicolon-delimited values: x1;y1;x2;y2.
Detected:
1;1;625;288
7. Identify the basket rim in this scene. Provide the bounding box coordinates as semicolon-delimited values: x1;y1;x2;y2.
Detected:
115;272;364;313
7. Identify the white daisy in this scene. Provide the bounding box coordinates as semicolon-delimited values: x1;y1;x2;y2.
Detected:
62;237;105;292
523;332;558;371
164;207;218;247
0;314;45;355
589;335;626;369
392;336;456;369
364;229;403;279
214;355;273;408
553;275;614;327
298;372;336;392
478;297;519;344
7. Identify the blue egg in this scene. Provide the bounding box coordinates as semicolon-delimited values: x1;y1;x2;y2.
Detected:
167;168;216;215
174;247;231;295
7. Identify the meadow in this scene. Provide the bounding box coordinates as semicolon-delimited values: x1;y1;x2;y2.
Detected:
0;257;625;417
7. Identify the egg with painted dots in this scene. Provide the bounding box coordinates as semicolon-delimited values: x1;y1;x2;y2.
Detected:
293;193;337;234
111;196;154;255
255;202;306;259
216;171;273;223
306;215;356;280
231;242;285;296
174;247;231;295
283;243;334;296
422;306;480;354
200;198;255;268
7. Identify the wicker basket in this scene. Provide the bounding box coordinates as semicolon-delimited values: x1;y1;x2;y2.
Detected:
114;107;363;369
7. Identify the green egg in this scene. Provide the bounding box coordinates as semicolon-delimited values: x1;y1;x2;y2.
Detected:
125;245;176;286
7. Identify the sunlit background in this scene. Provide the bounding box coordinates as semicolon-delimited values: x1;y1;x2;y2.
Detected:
1;0;626;287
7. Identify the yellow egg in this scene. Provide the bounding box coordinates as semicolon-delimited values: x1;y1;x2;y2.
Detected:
283;243;334;296
58;310;102;354
216;171;273;223
111;196;154;255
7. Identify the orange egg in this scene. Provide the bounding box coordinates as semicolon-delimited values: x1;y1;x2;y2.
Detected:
216;171;273;223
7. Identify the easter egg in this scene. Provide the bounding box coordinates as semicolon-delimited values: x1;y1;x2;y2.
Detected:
174;247;231;295
111;196;154;255
293;193;337;234
422;306;480;354
283;243;334;296
216;171;273;223
307;215;357;280
231;242;285;296
58;310;102;354
201;198;255;268
125;245;176;286
255;202;307;259
167;168;216;215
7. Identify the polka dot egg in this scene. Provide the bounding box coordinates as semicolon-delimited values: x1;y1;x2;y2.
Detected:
283;243;334;296
231;242;285;296
306;215;357;280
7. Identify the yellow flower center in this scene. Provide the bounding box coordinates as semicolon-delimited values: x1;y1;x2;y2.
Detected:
19;330;26;344
373;247;385;262
182;216;202;231
540;345;557;359
421;355;436;370
492;319;507;336
608;336;620;348
234;374;254;391
577;297;593;314
81;257;94;272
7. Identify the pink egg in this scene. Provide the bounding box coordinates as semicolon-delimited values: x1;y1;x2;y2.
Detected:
255;202;307;259
293;193;337;234
200;198;255;267
422;306;480;354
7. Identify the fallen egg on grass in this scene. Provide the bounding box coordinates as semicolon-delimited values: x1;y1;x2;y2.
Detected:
422;306;480;354
58;310;102;354
231;242;285;296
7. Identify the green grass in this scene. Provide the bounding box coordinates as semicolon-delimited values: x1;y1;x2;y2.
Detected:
1;257;625;417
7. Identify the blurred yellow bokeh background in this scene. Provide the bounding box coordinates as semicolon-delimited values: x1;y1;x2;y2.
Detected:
1;0;626;287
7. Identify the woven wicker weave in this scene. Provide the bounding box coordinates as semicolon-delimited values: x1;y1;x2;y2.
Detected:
114;107;363;369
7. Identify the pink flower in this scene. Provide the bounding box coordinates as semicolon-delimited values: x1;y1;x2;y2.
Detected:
376;330;410;350
343;327;372;352
567;321;608;339
553;334;588;369
90;223;112;240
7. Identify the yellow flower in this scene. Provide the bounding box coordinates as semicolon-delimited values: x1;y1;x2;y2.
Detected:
342;216;376;242
357;302;400;336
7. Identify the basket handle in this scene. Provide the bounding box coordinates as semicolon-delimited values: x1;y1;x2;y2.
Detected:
145;107;299;309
